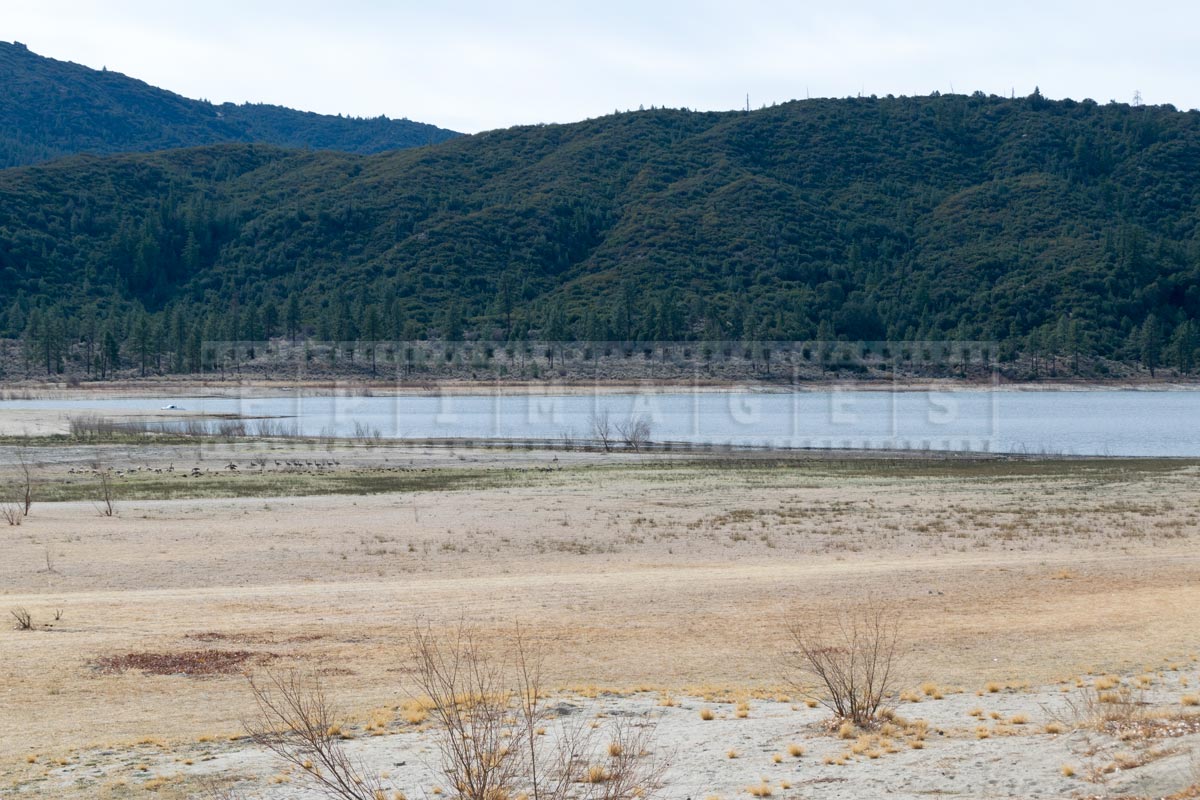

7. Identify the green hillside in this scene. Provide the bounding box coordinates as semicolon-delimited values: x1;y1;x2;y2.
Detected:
2;91;1200;378
0;40;457;168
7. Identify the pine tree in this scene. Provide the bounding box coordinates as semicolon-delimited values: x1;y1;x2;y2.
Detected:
132;312;152;377
363;304;382;374
1171;320;1196;374
286;294;301;343
262;301;279;341
1140;314;1163;376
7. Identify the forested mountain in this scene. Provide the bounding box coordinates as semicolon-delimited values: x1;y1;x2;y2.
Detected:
2;90;1200;378
0;41;458;167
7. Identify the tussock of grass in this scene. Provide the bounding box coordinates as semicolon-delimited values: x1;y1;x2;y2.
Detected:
583;765;609;784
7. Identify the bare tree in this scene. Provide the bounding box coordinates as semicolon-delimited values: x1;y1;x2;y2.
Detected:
615;416;652;453
244;671;383;800
590;409;614;452
17;448;34;517
94;460;116;517
784;601;902;727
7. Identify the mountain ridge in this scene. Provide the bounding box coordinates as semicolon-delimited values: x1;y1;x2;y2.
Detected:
0;40;459;167
2;90;1199;378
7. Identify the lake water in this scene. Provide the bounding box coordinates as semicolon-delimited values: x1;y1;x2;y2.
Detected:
3;389;1199;457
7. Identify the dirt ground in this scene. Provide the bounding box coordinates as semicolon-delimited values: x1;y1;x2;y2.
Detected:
2;437;1200;798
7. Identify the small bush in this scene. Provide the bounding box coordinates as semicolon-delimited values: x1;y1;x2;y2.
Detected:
785;602;902;727
11;607;33;630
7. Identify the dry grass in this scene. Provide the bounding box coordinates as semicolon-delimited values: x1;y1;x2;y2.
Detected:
3;451;1200;774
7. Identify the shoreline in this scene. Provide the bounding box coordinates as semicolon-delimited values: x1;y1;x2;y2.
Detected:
4;376;1200;399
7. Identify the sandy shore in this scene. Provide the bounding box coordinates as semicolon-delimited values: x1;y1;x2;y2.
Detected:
10;673;1200;799
4;376;1200;401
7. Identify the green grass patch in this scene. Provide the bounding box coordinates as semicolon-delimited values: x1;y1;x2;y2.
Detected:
32;467;553;502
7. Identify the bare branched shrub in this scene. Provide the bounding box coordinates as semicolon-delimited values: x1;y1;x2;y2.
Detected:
413;623;667;800
193;778;246;800
590;410;614;452
216;420;247;438
238;627;666;800
0;499;22;526
11;607;33;630
785;602;902;727
1047;684;1168;785
412;624;527;799
615;416;652;452
1052;684;1150;730
245;671;384;800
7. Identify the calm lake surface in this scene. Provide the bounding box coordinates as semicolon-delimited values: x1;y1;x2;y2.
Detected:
4;390;1200;457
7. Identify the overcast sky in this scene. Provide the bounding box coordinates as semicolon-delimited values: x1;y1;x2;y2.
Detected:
7;1;1199;133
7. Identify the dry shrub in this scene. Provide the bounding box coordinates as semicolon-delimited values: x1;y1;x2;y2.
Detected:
235;626;668;800
246;671;385;800
615;417;652;452
412;623;667;800
784;602;902;726
590;410;615;452
0;499;22;526
10;607;33;630
1047;684;1200;786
